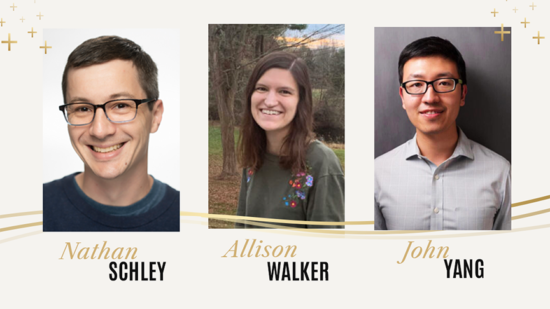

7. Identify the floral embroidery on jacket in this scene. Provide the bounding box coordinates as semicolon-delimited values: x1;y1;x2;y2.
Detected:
247;169;253;183
282;166;313;208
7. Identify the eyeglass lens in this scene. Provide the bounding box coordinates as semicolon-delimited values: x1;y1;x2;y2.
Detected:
64;100;138;125
404;79;456;94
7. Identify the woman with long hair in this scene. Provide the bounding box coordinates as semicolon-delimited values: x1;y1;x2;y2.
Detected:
236;51;344;228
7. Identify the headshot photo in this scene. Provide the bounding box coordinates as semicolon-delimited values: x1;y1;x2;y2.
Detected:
374;28;511;230
43;29;180;231
208;24;345;228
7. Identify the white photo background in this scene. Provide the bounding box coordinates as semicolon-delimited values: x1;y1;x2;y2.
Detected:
42;29;180;190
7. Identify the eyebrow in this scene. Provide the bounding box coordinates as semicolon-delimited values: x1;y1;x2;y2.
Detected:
255;83;297;92
407;72;455;80
68;92;137;104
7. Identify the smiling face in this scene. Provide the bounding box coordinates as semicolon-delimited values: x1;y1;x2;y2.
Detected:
400;56;467;138
66;59;163;180
251;68;299;140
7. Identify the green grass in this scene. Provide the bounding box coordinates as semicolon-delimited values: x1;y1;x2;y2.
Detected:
208;124;345;228
208;125;240;156
332;149;345;171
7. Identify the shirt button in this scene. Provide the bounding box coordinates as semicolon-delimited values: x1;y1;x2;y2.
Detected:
434;207;439;214
434;174;440;180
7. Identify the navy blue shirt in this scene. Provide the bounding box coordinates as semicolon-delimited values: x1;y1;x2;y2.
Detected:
43;173;180;231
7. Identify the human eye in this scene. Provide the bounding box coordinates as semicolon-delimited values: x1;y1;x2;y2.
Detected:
437;79;451;86
71;104;92;113
408;81;424;88
280;89;293;95
255;86;267;92
113;102;131;109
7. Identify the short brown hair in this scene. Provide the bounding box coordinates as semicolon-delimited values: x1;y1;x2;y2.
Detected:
238;51;314;173
61;35;159;109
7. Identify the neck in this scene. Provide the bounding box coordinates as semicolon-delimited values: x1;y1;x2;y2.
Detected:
266;129;289;156
75;164;153;206
416;126;459;167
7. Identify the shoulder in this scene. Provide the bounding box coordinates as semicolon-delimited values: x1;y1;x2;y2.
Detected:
468;139;510;172
43;173;80;231
164;182;180;199
43;173;79;200
306;140;343;176
375;140;410;170
156;180;180;207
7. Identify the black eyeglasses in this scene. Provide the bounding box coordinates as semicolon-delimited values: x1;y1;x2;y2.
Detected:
59;99;156;126
401;78;463;95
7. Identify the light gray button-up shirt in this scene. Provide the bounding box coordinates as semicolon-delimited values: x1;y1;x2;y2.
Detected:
375;129;511;230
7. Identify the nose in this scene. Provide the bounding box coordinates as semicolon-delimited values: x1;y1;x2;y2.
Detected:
264;90;278;107
89;108;116;139
421;84;440;104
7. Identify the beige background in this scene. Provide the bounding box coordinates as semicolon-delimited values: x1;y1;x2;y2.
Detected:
0;0;549;308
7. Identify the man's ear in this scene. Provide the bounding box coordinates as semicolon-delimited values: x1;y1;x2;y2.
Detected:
399;87;406;110
460;84;468;107
150;100;164;133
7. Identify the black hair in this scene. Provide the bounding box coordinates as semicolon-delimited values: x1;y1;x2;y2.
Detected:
398;36;467;85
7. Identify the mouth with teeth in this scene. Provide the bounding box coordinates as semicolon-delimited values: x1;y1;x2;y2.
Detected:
420;110;443;117
91;143;125;153
261;109;282;115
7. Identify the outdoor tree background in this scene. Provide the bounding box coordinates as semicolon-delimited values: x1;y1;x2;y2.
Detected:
209;24;345;227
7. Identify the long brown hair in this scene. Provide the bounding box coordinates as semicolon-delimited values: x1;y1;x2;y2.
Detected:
238;51;314;174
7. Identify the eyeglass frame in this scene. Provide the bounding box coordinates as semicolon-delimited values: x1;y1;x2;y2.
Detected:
400;78;464;95
59;98;157;126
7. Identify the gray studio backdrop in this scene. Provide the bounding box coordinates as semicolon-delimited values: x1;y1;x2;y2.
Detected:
374;27;511;162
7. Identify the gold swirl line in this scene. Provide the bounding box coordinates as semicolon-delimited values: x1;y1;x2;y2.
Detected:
184;205;550;226
211;216;432;233
512;207;550;220
0;230;42;244
512;195;550;207
183;218;550;238
181;211;372;225
0;222;42;233
0;210;42;219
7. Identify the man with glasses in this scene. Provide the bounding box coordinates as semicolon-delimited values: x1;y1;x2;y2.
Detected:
43;36;179;231
375;37;511;230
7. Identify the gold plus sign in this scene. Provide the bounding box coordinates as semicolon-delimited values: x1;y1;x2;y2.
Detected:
494;24;511;42
10;3;17;11
530;2;536;10
28;27;37;38
513;7;518;13
40;40;52;54
491;9;499;17
0;18;5;27
521;18;530;28
2;33;17;51
37;12;43;20
20;17;25;23
533;31;545;44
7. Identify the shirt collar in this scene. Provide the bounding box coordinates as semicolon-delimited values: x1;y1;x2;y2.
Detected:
404;127;474;161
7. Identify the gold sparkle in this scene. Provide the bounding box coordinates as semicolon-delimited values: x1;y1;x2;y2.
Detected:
530;2;536;10
491;9;499;17
1;33;17;51
28;27;37;38
521;18;530;28
494;24;510;42
40;40;52;54
533;31;545;45
513;7;518;13
20;17;25;23
0;18;5;27
37;12;43;20
10;3;17;11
